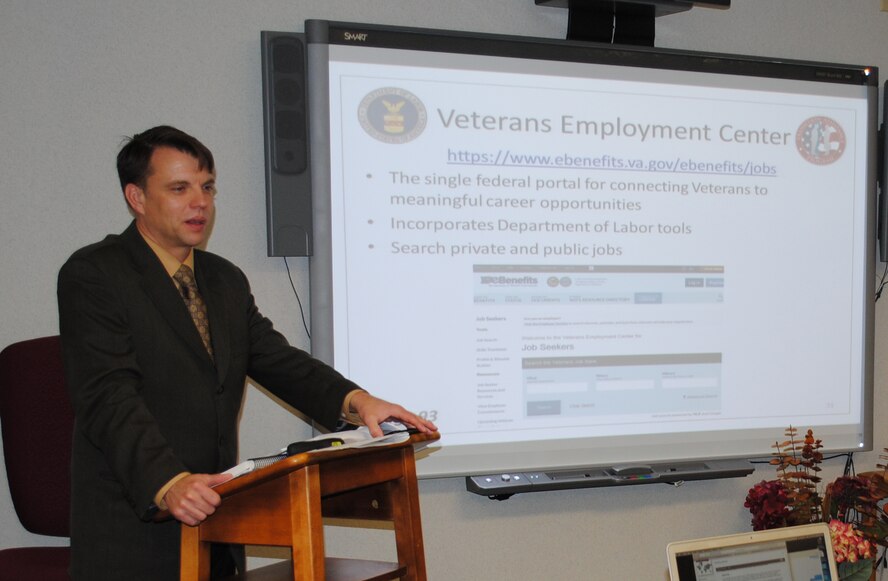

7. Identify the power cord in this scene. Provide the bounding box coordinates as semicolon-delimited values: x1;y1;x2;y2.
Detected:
877;259;888;301
842;451;855;476
283;257;311;340
748;452;853;469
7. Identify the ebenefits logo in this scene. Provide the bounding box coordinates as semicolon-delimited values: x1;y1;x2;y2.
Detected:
358;87;427;144
796;116;846;165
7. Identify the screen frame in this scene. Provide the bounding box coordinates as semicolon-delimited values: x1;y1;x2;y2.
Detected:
305;19;878;479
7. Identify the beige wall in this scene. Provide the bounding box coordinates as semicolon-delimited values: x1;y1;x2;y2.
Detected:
2;1;888;579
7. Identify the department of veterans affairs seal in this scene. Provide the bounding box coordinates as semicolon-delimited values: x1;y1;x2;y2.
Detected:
358;87;427;144
796;116;846;165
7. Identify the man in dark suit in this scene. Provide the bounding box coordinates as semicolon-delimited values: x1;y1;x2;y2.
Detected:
57;126;436;580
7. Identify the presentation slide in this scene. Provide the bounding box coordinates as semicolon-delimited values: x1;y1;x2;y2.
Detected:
316;40;870;474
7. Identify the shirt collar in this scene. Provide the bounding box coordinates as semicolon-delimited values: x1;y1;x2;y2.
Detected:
136;224;195;277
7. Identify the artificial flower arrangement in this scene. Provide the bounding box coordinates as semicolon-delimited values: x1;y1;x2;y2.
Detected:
744;427;888;581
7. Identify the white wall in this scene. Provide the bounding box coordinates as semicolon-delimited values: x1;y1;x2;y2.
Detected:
2;1;888;579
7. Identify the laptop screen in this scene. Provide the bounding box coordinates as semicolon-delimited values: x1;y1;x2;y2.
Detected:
666;524;838;581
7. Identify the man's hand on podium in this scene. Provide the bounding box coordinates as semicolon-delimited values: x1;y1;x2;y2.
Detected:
164;473;233;526
349;391;438;437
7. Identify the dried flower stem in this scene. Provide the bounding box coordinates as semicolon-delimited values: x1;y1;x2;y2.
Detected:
769;426;823;525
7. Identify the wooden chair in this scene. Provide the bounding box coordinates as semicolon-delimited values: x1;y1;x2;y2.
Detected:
176;432;438;581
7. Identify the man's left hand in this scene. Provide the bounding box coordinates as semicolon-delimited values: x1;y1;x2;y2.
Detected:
348;391;438;437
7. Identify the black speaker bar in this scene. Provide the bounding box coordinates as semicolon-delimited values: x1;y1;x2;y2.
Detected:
261;31;313;257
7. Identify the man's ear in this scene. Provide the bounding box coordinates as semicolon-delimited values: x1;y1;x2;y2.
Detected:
124;184;145;216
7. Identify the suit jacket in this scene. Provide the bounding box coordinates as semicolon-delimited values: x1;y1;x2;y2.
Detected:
57;222;359;580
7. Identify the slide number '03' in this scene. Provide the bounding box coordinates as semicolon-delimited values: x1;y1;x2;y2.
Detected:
417;410;438;422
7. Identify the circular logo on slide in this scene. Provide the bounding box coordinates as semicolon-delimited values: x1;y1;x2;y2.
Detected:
795;116;846;165
358;87;427;144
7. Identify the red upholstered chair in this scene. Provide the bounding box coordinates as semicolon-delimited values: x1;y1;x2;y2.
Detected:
0;335;73;579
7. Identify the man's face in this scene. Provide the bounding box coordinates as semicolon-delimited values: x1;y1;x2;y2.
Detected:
125;147;216;262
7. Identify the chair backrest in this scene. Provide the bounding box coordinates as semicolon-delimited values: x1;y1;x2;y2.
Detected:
0;335;72;537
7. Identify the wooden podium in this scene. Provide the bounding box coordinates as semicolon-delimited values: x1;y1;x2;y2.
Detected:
177;432;438;581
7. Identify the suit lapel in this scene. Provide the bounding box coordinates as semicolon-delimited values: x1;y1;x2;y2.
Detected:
120;223;215;367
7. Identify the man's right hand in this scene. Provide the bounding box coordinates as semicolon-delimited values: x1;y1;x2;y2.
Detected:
163;473;232;526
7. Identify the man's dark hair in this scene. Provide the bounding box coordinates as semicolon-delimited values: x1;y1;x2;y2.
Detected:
116;125;215;192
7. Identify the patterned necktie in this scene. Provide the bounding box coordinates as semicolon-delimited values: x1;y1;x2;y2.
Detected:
173;264;214;359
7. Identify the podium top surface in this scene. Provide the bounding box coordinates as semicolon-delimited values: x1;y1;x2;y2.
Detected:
218;432;438;495
156;432;439;520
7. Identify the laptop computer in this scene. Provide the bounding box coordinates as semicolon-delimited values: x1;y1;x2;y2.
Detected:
666;523;839;581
